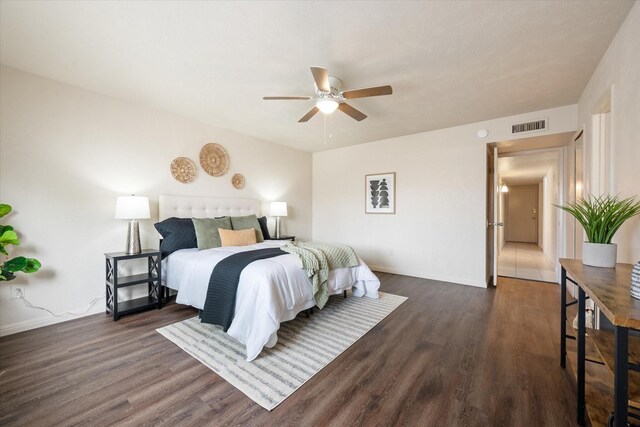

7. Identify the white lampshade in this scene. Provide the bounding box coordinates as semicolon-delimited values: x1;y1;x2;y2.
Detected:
269;201;288;217
316;98;339;114
115;196;150;219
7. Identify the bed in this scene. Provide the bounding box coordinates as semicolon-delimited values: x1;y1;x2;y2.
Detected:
158;195;380;361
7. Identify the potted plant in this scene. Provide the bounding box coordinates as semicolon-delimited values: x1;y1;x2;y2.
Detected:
0;204;41;281
556;194;640;268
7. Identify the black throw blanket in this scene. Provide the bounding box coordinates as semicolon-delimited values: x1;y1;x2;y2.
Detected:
200;248;286;331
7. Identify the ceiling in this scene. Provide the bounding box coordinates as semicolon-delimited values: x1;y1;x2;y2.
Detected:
497;132;571;186
0;1;634;152
499;151;559;186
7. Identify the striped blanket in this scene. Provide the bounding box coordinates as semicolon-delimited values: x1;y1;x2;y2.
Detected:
281;242;359;308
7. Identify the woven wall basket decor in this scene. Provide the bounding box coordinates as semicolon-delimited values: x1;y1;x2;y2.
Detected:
170;157;197;183
199;143;229;177
232;173;246;189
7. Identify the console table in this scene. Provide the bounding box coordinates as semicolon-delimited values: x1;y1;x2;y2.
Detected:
560;259;640;427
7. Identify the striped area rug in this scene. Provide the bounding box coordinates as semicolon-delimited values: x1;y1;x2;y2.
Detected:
157;291;407;410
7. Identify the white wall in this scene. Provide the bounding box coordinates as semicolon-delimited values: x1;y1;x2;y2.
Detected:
542;162;559;265
313;105;577;288
0;66;312;335
538;181;543;247
577;3;640;263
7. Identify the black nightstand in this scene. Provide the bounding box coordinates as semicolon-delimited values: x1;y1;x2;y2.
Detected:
270;236;295;241
104;250;162;321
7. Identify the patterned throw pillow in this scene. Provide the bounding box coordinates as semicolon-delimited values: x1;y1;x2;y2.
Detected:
154;217;198;257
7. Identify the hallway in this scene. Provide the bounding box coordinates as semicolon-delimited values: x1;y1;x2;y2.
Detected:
498;242;557;283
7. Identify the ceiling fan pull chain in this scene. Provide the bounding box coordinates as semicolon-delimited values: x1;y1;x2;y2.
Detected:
323;113;327;144
329;113;333;140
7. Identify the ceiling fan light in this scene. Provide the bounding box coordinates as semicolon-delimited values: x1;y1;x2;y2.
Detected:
316;99;339;114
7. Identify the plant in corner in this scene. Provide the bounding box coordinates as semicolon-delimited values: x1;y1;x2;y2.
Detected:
0;203;42;281
555;194;640;268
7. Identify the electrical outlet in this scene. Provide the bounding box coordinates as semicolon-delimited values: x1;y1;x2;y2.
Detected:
10;285;24;299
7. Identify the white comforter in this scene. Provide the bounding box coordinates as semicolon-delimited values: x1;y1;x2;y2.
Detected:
161;240;380;360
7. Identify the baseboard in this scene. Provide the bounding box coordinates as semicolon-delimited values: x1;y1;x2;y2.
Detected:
369;265;487;288
0;304;105;337
1;267;486;336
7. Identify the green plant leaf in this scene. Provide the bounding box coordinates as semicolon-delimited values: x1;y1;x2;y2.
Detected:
24;258;41;273
0;229;19;246
4;256;28;272
0;204;11;219
555;194;640;243
0;268;16;281
0;203;41;280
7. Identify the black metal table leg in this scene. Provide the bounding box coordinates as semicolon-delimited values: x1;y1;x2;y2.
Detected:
613;326;629;427
577;286;586;425
561;266;567;368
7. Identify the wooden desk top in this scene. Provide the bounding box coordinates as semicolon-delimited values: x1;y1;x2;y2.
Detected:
560;259;640;329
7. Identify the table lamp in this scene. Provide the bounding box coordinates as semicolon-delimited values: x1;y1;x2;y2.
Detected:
269;201;288;239
115;195;150;254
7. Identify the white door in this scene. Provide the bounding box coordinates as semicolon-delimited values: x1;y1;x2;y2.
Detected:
493;147;500;286
486;146;500;287
507;185;538;243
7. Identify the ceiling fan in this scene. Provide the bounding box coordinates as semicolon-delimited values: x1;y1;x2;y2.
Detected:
263;67;393;122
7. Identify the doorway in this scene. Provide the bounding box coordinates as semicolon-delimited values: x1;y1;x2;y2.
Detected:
505;185;538;243
487;132;574;284
499;242;557;282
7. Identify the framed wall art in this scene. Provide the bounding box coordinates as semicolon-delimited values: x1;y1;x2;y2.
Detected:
365;172;395;214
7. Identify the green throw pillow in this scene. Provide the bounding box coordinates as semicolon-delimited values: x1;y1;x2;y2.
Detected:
192;217;232;249
230;214;264;243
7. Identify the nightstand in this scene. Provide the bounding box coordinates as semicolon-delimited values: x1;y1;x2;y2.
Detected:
104;250;162;321
270;236;295;241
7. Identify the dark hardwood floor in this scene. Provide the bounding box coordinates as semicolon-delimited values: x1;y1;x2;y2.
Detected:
0;274;579;426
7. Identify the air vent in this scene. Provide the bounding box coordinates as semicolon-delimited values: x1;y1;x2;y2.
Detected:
511;119;547;134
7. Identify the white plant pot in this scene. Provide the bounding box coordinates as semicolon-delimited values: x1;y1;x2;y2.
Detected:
582;242;617;268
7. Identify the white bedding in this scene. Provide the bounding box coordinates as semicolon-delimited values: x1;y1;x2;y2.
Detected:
162;240;380;360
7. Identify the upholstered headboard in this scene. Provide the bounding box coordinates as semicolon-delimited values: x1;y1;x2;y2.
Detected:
158;195;261;221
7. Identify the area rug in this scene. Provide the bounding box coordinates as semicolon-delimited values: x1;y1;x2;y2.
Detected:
157;291;407;410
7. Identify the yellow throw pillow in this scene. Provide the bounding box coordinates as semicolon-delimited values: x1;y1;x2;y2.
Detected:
218;228;257;247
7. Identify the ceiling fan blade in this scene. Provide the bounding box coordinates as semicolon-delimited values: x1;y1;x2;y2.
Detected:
342;85;393;99
310;67;331;92
298;106;319;122
338;103;367;121
263;96;312;100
